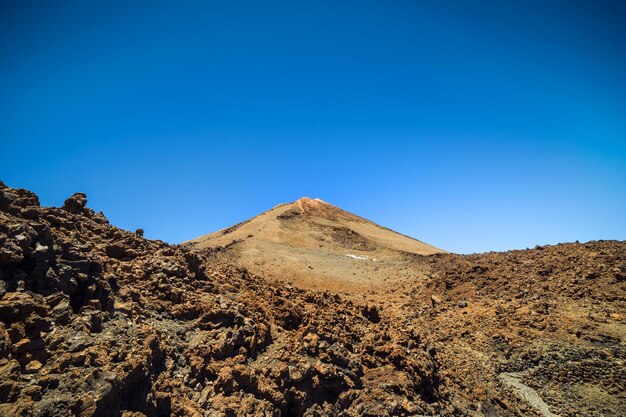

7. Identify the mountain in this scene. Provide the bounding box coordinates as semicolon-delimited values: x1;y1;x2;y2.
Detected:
186;197;445;292
1;181;625;417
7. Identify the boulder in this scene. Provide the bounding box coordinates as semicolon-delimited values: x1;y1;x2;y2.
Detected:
62;192;88;214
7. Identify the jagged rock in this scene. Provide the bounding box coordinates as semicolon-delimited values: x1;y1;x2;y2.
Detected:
24;359;43;373
0;189;18;211
62;192;88;214
361;305;380;323
430;294;442;307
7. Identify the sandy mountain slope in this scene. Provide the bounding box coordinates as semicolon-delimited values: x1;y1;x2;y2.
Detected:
186;197;445;292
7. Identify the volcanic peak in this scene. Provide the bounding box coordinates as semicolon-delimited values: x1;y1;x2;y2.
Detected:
279;197;374;224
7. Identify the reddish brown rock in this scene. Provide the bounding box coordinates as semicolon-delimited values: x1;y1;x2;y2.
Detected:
0;182;624;416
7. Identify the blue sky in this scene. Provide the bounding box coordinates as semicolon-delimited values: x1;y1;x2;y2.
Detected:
1;1;625;253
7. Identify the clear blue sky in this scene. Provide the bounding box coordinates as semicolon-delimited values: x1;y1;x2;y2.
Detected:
1;1;625;253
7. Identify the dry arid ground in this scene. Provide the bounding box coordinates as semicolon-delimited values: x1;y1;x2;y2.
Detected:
1;181;624;416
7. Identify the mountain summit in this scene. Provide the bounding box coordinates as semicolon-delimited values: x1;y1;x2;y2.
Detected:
186;198;444;291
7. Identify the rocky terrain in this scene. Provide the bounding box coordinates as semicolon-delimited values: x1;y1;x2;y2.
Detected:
1;181;624;416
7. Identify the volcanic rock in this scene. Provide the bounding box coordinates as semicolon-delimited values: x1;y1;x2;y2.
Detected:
0;182;624;416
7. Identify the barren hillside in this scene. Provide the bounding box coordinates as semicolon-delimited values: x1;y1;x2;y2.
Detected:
186;197;444;293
